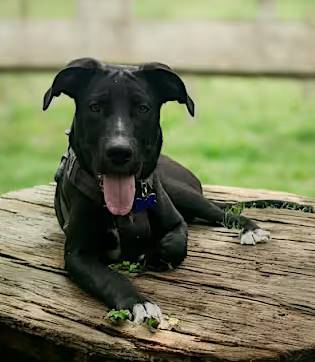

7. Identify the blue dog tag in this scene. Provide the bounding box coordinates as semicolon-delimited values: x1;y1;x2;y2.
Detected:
133;193;157;213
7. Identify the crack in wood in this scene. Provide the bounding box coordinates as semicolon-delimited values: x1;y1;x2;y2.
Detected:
1;196;54;209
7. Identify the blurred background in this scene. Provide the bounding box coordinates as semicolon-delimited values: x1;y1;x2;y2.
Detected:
0;0;314;196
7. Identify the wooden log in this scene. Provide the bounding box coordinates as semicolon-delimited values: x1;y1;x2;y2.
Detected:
0;184;315;361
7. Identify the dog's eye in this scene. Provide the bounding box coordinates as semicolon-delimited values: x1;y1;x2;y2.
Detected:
89;102;101;113
138;104;150;114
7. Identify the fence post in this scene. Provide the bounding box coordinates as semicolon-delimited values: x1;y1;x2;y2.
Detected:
18;0;29;19
76;0;133;62
77;0;132;22
257;0;276;21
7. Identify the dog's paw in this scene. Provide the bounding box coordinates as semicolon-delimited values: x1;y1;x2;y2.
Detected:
132;302;163;324
240;228;270;245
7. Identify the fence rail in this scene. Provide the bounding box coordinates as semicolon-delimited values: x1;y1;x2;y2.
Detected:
0;0;314;77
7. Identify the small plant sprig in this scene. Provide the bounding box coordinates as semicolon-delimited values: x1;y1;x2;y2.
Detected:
231;200;313;213
221;212;242;230
225;202;245;216
145;317;160;331
107;309;160;331
220;199;314;230
107;309;131;323
109;260;145;274
219;202;245;230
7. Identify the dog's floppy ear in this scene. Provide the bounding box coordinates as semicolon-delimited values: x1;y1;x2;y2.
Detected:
43;58;103;111
135;62;194;116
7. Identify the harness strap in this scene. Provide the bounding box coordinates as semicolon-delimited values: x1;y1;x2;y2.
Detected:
66;148;103;205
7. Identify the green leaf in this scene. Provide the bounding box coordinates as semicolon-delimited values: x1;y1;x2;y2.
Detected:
122;260;130;268
145;317;160;330
107;309;130;322
129;262;143;273
109;261;145;274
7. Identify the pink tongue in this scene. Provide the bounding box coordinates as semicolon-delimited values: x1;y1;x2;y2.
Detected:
102;175;135;216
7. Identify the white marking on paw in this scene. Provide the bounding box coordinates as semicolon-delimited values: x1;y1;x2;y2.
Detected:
125;310;132;320
240;228;270;245
144;302;163;321
132;304;146;324
132;302;162;324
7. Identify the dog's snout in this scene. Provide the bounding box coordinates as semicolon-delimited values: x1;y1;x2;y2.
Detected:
106;140;133;166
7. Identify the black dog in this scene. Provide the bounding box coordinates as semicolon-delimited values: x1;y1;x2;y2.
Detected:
43;58;270;324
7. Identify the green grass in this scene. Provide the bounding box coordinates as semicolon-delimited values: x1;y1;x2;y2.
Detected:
0;73;314;197
0;74;72;192
161;76;315;196
134;0;258;21
276;0;315;20
0;0;75;19
0;1;314;197
0;0;314;21
135;0;315;21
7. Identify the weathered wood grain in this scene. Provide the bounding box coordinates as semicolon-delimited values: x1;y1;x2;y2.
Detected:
0;184;315;361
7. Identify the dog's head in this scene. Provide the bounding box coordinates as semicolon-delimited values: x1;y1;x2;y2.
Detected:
43;57;194;215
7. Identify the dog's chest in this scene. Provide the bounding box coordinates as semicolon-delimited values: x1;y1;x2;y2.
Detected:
105;211;151;262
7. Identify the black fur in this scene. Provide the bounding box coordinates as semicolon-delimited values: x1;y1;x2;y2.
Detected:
43;58;260;318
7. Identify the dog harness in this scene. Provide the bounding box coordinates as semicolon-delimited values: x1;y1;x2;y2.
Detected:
55;146;156;230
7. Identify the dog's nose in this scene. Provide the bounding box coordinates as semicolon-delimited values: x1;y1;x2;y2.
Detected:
106;141;133;166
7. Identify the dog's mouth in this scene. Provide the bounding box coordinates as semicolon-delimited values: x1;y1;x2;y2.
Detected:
101;174;135;216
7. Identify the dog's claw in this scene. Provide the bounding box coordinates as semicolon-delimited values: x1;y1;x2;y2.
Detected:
132;302;163;324
240;228;270;245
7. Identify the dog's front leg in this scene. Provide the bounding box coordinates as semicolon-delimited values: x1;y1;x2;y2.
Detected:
149;177;188;270
65;252;162;323
64;198;162;323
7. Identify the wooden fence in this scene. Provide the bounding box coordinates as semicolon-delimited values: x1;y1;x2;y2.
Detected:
0;0;315;77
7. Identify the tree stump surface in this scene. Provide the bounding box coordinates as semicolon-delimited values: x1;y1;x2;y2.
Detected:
0;184;314;362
